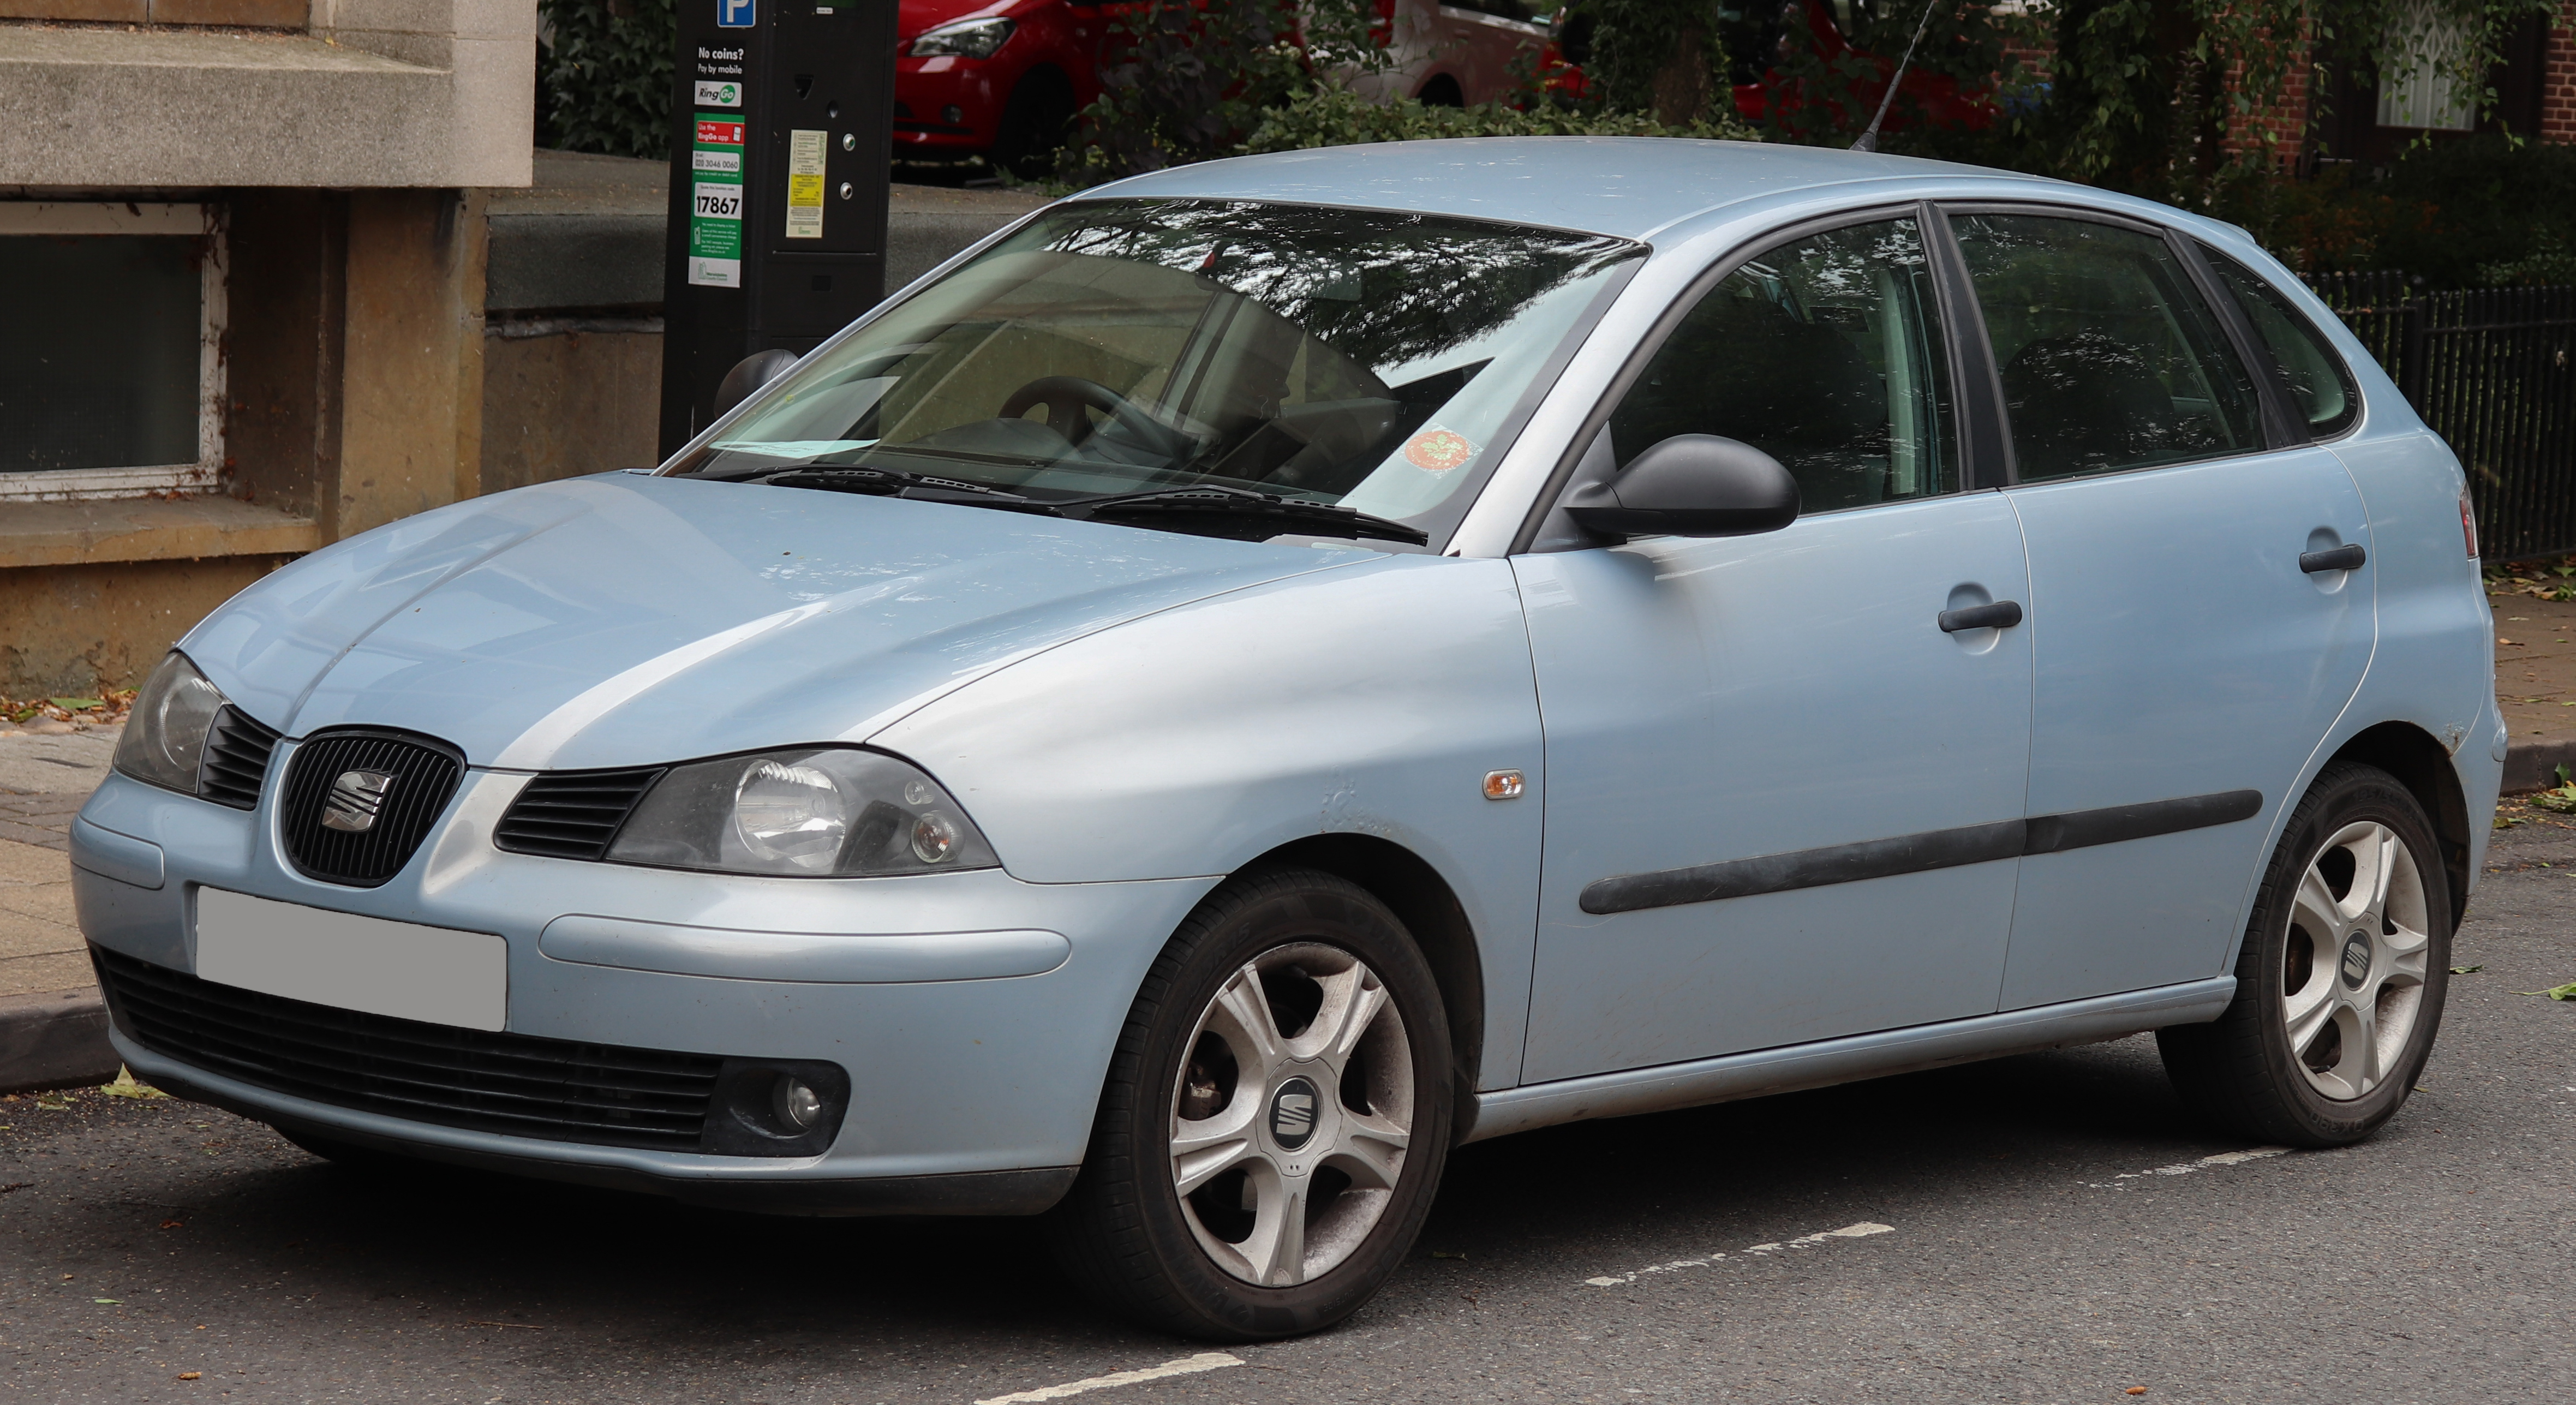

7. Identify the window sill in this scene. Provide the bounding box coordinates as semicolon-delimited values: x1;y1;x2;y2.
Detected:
0;496;320;569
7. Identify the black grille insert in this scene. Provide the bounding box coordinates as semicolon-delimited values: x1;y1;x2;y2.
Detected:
197;707;282;810
278;731;464;887
97;948;722;1152
493;767;665;861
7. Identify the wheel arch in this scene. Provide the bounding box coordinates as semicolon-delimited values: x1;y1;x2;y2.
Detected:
1242;833;1487;1143
1010;61;1075;101
2324;720;2472;932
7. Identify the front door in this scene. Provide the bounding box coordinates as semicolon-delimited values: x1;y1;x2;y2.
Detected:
1517;213;2035;1083
1943;210;2376;1010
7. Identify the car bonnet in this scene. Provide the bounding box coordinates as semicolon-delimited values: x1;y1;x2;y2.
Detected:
181;473;1366;771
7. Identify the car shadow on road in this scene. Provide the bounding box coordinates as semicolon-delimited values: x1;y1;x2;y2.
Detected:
135;1031;2221;1362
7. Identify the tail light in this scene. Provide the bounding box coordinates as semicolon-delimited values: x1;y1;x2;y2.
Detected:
2460;489;2479;559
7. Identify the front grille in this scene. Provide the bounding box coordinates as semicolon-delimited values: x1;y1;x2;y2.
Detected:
278;730;464;887
97;948;721;1152
197;707;281;810
493;767;664;861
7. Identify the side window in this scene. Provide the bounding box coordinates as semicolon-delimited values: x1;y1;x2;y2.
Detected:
1951;213;2263;482
2199;246;2362;439
1608;217;1957;512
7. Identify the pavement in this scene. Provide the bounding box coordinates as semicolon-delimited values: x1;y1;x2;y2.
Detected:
0;726;116;1094
3;808;2571;1403
2490;589;2576;789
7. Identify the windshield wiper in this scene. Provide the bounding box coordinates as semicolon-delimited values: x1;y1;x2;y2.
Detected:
1048;485;1429;545
750;465;1037;504
746;465;1427;545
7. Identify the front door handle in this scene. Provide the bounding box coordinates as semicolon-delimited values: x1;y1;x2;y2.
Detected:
1938;600;2024;632
2300;543;2367;573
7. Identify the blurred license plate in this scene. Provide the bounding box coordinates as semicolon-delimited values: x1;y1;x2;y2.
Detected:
194;888;506;1032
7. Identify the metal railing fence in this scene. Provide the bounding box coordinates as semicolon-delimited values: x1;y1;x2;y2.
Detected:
2302;271;2576;562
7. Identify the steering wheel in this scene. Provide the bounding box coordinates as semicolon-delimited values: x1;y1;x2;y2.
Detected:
1000;375;1136;445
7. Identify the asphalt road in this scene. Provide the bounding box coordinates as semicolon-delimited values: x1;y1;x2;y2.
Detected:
8;812;2573;1405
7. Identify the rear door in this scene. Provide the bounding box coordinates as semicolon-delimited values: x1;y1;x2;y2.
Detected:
1943;208;2375;1009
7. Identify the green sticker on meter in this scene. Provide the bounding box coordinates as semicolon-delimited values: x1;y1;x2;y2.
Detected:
688;110;748;287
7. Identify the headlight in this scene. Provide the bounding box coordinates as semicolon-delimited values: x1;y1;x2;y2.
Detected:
113;651;228;796
607;748;1000;878
909;15;1015;58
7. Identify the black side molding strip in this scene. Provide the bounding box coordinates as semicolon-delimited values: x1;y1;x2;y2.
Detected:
1579;790;2263;916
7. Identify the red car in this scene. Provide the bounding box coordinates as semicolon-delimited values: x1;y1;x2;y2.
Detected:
893;0;1102;177
893;0;1552;177
1728;0;1994;134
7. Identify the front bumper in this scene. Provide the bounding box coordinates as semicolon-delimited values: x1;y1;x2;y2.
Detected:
894;57;1004;152
74;764;1220;1215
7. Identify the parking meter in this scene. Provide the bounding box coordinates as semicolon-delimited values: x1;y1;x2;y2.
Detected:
659;0;896;456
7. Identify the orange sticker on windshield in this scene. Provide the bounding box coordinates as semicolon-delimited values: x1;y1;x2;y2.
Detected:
1404;428;1476;473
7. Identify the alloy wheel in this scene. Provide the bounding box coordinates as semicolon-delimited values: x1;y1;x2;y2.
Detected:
1168;942;1414;1287
2280;820;2431;1101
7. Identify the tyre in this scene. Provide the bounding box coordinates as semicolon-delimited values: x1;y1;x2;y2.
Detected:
1048;867;1454;1341
990;69;1075;181
2158;762;2451;1147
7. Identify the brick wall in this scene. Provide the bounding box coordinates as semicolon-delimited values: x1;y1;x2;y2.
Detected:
2219;48;2312;166
2546;1;2576;142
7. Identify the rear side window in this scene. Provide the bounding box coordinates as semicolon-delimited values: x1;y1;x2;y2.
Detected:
1609;216;1958;512
1952;213;2264;482
2199;246;2362;439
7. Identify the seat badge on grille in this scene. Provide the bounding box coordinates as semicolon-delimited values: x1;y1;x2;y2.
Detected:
321;769;398;833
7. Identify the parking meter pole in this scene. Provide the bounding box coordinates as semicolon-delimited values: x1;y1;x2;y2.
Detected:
658;0;896;458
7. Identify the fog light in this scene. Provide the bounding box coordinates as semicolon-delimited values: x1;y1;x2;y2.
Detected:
774;1076;823;1131
942;104;964;124
707;1058;847;1155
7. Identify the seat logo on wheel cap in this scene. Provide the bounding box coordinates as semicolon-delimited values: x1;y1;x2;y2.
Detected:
2340;931;2372;989
1269;1077;1319;1151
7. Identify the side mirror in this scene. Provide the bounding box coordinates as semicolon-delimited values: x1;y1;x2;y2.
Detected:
1561;434;1800;539
713;349;801;418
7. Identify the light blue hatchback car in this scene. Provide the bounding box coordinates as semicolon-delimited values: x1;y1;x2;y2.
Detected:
77;140;2502;1340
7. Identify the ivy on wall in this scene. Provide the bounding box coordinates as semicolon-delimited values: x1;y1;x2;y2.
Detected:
539;0;677;160
2004;0;2561;197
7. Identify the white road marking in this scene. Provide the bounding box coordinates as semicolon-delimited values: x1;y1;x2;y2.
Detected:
1583;1221;1894;1287
2082;1146;2292;1188
973;1352;1244;1404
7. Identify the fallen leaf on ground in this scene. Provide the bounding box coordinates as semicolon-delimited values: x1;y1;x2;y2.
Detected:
94;1298;120;1305
160;1218;184;1229
2451;965;2485;973
100;1067;168;1100
2514;981;2576;1000
177;1372;201;1380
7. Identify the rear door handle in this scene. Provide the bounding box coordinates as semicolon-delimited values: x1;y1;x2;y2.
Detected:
2300;543;2367;573
1938;600;2024;632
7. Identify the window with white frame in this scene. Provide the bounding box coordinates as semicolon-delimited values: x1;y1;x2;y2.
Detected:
0;203;227;501
2377;1;2478;131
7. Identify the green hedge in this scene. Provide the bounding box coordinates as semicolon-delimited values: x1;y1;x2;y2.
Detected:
1241;80;1756;155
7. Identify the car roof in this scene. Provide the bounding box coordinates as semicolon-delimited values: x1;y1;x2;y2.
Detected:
1072;137;2067;243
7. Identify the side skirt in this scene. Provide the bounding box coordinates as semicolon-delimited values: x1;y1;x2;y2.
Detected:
1463;977;2236;1145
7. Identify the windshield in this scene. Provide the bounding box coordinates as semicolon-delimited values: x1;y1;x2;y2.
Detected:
665;199;1642;546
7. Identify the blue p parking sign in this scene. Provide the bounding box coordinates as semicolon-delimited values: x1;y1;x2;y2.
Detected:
717;0;753;27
